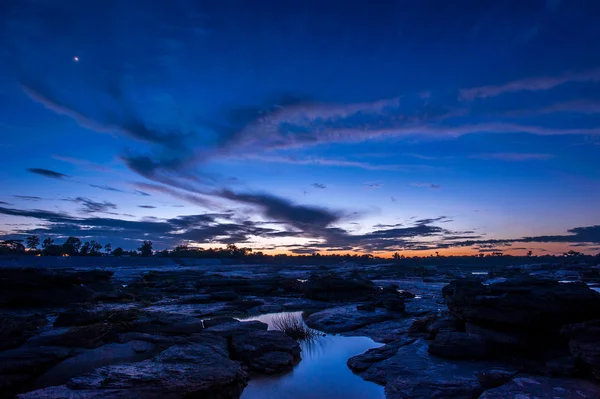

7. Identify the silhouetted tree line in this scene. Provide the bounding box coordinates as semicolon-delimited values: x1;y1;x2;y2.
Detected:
0;236;153;258
0;236;599;262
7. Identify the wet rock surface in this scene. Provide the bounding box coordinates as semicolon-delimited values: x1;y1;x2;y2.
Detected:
478;375;600;398
19;337;248;399
2;261;600;398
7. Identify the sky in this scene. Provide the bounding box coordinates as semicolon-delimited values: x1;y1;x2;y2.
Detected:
1;0;600;256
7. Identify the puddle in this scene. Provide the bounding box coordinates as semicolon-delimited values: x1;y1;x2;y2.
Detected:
238;312;385;399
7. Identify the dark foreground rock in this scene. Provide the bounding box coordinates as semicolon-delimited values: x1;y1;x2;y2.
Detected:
478;375;600;398
33;340;157;389
0;268;116;307
443;278;600;335
19;335;248;399
562;319;600;379
354;339;517;399
205;319;268;338
428;332;491;360
231;330;301;373
0;313;47;350
0;346;72;393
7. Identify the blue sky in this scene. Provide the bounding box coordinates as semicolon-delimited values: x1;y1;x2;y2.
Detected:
1;0;600;255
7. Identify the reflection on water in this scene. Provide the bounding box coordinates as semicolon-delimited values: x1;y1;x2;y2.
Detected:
239;312;385;399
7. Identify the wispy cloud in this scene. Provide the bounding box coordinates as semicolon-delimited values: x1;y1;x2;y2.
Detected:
13;195;42;201
89;184;126;193
228;154;404;171
506;100;600;116
363;182;383;189
64;197;118;214
27;168;69;179
471;153;554;161
22;85;190;149
411;182;441;189
460;68;600;101
138;205;156;209
311;183;327;189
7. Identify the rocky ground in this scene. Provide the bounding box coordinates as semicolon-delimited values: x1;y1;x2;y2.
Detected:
0;260;599;398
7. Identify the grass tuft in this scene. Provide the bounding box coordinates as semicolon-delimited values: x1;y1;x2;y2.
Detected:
272;313;319;341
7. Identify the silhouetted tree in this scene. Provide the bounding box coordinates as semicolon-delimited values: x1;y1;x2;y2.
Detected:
0;240;26;255
104;243;112;255
26;236;40;251
42;237;54;249
88;241;103;256
80;241;91;256
527;250;533;257
43;244;65;256
112;247;124;257
62;237;82;256
139;241;153;257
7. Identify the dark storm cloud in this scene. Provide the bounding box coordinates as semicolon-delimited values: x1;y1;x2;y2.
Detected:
218;189;343;232
27;168;68;179
449;225;600;248
133;182;218;209
13;195;42;201
522;226;600;244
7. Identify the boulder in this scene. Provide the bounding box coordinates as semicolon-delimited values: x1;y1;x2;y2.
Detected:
408;312;462;339
343;318;415;343
26;323;121;349
0;346;72;393
0;268;114;307
357;340;516;399
231;330;301;362
443;278;600;330
428;332;491;360
205;320;268;339
479;376;600;398
203;317;239;328
562;319;600;379
546;356;578;377
347;338;414;372
464;322;527;346
129;312;205;335
19;338;248;399
250;351;295;374
306;305;396;333
0;314;47;350
302;275;376;301
54;307;140;327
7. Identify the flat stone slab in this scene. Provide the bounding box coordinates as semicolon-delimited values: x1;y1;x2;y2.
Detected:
306;305;397;333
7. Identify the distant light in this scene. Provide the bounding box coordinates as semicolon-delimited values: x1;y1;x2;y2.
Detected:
73;56;79;62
